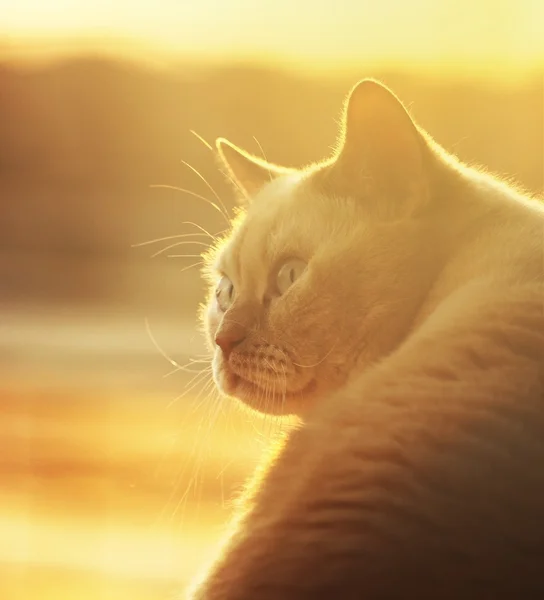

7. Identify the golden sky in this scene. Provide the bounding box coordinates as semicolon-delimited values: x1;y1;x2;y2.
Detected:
1;0;543;74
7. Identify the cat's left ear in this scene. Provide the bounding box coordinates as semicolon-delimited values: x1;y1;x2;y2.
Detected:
216;138;294;202
332;79;430;217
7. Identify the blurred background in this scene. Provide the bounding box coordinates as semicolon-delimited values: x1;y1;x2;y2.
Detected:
0;1;543;598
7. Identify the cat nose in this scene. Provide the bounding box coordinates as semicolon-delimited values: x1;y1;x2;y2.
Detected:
214;323;246;357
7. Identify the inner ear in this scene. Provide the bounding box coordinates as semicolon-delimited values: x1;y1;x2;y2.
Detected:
216;138;294;202
332;79;429;216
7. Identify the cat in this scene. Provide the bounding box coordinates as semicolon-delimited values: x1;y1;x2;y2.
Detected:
186;79;544;599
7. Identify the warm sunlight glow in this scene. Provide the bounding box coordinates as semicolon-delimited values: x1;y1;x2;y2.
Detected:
2;0;543;75
2;1;543;598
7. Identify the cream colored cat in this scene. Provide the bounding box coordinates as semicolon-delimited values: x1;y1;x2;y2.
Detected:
187;79;544;599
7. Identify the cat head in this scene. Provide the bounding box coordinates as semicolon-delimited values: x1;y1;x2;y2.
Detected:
202;79;444;416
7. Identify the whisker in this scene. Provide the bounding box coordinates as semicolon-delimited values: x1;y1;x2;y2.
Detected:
292;341;338;368
163;362;210;378
224;171;247;198
131;232;211;248
169;387;222;520
181;221;220;242
252;136;273;183
280;362;287;419
216;456;236;481
179;261;204;274
190;129;213;151
165;368;213;410
151;240;211;259
180;160;230;219
167;253;204;259
151;374;212;492
150;184;230;225
144;317;183;370
189;377;217;415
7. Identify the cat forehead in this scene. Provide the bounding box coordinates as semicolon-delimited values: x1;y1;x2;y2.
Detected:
216;172;361;280
251;171;306;212
221;172;309;265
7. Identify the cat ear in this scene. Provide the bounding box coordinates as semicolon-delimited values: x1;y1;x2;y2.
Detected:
333;79;429;216
216;138;293;202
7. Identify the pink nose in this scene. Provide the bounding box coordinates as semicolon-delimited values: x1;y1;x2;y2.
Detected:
214;323;246;357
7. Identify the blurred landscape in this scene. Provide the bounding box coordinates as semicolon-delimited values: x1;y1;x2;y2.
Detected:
2;57;542;312
1;9;543;599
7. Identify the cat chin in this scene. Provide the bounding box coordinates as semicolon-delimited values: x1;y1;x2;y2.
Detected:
216;369;316;416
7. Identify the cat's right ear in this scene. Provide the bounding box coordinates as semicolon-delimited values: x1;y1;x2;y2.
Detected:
216;138;293;202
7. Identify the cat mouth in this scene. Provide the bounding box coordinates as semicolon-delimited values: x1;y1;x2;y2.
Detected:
220;370;316;414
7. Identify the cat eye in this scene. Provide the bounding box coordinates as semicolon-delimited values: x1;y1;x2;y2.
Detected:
215;275;235;312
276;258;307;295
